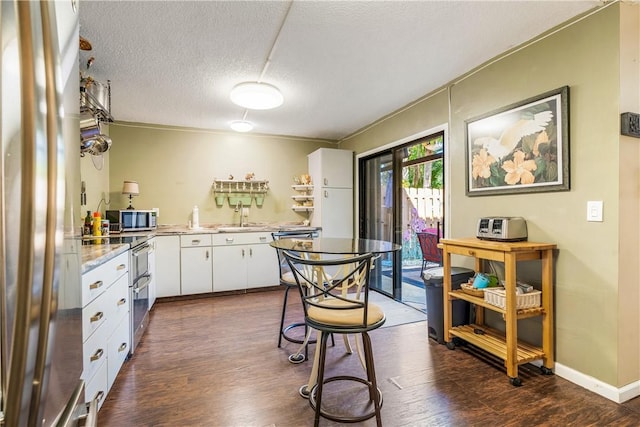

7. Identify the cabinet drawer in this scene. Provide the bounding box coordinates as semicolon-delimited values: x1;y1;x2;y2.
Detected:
107;315;130;391
82;251;129;306
106;273;129;333
180;234;212;247
445;245;505;262
213;232;271;246
82;323;108;383
82;293;108;340
84;360;108;411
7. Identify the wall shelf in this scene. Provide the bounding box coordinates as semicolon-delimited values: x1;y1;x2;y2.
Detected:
212;179;269;207
291;184;313;213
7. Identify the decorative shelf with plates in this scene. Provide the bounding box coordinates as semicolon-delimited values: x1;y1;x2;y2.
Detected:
291;185;314;212
212;179;269;207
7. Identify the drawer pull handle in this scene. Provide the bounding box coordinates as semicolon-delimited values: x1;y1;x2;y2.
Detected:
259;236;267;241
468;250;476;256
226;238;234;243
90;312;104;323
94;390;105;403
90;348;104;362
206;250;210;260
192;239;200;245
118;343;127;352
89;280;103;290
117;263;126;270
117;298;127;306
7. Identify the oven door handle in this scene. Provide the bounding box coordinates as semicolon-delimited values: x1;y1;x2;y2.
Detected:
133;274;151;294
132;244;151;257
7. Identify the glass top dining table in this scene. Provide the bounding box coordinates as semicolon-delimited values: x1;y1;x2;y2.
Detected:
269;237;401;255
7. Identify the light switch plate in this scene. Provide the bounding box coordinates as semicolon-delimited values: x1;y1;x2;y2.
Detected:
587;201;603;222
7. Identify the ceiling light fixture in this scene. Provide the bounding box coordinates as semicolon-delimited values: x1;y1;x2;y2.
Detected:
230;120;254;132
230;82;283;110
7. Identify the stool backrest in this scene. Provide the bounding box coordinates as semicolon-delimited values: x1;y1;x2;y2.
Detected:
271;231;315;281
282;251;375;328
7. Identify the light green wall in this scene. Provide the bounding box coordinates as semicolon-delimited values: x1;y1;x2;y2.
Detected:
107;123;332;225
341;3;639;388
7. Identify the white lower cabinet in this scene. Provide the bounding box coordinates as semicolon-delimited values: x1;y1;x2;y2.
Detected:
155;235;181;297
84;358;108;411
153;231;282;298
81;250;129;410
180;234;213;294
213;232;278;291
107;315;131;391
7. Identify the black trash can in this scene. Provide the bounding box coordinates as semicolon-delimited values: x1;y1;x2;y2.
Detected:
423;266;474;344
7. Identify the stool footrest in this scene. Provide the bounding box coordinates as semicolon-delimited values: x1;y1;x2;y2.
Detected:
281;322;317;345
309;375;383;423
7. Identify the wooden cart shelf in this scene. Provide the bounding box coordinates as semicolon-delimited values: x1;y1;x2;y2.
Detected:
449;290;545;319
450;324;545;364
441;237;556;386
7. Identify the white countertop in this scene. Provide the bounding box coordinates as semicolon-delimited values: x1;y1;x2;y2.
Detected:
80;223;319;273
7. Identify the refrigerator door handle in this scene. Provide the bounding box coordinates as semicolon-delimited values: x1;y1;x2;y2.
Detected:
5;2;44;424
31;1;65;421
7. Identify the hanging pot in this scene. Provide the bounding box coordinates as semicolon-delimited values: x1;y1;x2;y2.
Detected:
80;134;112;156
79;109;99;141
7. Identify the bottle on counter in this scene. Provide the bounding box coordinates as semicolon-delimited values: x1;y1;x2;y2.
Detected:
92;211;102;236
192;205;199;229
84;210;92;236
101;219;110;236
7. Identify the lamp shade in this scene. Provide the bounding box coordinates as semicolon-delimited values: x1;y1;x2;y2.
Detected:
230;82;283;110
122;180;139;195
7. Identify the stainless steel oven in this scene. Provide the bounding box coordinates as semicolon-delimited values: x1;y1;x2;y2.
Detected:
129;237;152;355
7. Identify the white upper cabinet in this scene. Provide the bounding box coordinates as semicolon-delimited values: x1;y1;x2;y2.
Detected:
308;148;353;188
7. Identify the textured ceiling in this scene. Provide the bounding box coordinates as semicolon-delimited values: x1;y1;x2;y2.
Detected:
79;1;602;141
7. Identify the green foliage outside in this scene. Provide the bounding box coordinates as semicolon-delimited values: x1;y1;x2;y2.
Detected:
402;135;444;190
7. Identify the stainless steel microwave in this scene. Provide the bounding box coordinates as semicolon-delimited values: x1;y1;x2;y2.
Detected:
106;209;157;232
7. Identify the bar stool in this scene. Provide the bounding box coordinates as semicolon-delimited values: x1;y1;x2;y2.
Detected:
271;231;317;362
283;250;384;427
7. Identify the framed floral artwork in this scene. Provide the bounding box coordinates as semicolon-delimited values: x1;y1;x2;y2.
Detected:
465;86;570;196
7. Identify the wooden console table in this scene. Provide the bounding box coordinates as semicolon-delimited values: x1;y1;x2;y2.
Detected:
440;237;556;386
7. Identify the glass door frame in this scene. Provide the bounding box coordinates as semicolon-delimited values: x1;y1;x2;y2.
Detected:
356;126;448;302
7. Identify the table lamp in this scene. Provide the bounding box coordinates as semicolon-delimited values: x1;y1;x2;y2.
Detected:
122;180;139;210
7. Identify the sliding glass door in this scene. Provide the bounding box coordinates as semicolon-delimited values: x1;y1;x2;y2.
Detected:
359;132;444;308
360;152;395;295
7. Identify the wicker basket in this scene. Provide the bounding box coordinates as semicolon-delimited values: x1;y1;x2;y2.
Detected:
460;283;485;297
484;288;541;309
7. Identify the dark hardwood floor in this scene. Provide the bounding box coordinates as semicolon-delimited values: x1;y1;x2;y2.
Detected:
98;289;640;426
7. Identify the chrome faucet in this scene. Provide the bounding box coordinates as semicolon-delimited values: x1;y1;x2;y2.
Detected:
235;201;245;227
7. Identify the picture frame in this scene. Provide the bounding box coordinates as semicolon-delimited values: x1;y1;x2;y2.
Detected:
465;86;569;196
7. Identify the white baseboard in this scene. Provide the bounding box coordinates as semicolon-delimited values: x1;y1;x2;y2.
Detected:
555;362;640;403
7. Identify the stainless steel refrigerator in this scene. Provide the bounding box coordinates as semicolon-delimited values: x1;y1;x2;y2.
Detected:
1;1;92;425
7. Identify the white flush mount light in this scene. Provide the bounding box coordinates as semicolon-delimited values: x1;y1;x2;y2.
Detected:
230;82;284;110
230;120;254;132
